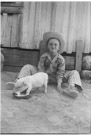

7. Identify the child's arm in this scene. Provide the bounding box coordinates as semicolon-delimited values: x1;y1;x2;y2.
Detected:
38;56;46;72
57;58;65;92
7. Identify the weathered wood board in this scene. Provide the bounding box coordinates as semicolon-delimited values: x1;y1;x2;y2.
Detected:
1;2;91;54
2;47;75;72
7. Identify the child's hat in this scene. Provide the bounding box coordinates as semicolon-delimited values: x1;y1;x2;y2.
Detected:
43;32;65;54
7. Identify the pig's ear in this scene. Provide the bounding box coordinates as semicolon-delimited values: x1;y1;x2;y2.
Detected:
15;78;19;82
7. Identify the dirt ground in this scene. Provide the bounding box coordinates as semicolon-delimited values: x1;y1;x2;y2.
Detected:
1;71;91;134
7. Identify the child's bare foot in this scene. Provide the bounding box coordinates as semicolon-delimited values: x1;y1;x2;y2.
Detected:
62;86;79;98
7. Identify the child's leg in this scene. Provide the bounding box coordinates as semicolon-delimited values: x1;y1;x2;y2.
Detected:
48;74;57;84
65;70;83;90
17;64;38;79
62;70;83;98
44;79;48;94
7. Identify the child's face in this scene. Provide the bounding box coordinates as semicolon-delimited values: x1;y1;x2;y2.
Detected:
47;39;60;54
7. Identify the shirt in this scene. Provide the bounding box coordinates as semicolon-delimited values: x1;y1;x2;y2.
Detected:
38;52;65;82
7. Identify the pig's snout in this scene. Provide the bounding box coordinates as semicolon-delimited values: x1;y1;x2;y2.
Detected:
13;92;17;96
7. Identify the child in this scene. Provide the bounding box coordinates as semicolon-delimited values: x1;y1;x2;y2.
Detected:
37;32;83;98
7;32;83;98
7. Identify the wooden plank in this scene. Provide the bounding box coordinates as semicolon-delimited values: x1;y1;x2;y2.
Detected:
1;2;23;7
4;56;74;70
10;15;18;47
67;2;76;53
1;6;22;14
75;2;86;50
20;2;29;48
33;2;52;49
41;2;51;32
50;2;56;31
1;14;19;48
64;56;75;70
75;40;83;73
32;2;42;49
84;2;90;53
55;2;63;32
1;47;39;56
21;2;36;49
27;2;36;49
4;55;39;67
90;2;91;53
3;15;12;47
1;13;8;45
53;2;71;53
0;13;1;44
2;47;75;70
60;2;70;52
2;51;39;63
3;55;75;70
2;48;40;67
17;14;22;47
3;66;22;72
21;2;52;49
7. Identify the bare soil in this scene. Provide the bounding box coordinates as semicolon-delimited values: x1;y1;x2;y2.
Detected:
1;71;91;134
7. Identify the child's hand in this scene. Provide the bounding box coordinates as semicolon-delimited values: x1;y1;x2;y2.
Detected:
57;84;63;93
57;79;63;93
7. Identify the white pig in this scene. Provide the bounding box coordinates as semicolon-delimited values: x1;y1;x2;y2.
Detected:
13;72;48;97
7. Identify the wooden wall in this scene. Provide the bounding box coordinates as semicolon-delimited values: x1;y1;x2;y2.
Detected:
2;47;76;72
1;2;91;53
1;2;23;48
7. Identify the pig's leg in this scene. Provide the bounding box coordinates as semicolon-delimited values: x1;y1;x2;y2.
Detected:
26;86;32;96
44;80;47;94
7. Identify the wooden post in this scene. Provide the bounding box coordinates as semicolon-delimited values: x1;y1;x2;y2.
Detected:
75;40;83;73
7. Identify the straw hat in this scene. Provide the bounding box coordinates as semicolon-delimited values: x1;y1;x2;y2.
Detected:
43;32;65;54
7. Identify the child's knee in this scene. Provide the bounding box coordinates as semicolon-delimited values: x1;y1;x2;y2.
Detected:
23;64;32;69
71;70;79;76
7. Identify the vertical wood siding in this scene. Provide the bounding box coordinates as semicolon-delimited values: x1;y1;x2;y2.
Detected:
1;14;19;47
1;2;91;53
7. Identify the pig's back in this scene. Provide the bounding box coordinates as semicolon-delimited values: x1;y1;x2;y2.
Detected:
31;72;48;87
33;72;48;79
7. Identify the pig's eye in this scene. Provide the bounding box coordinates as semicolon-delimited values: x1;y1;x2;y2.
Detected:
16;86;20;90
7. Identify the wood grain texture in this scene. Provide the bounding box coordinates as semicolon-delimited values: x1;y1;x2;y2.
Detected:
1;14;19;47
1;6;22;14
75;2;86;52
3;66;22;72
1;2;91;53
21;2;36;48
2;47;75;71
10;15;18;47
33;2;52;48
75;40;83;73
4;15;12;47
1;2;23;7
60;2;70;52
33;2;42;48
84;2;90;53
1;13;8;45
67;2;76;53
17;14;22;47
